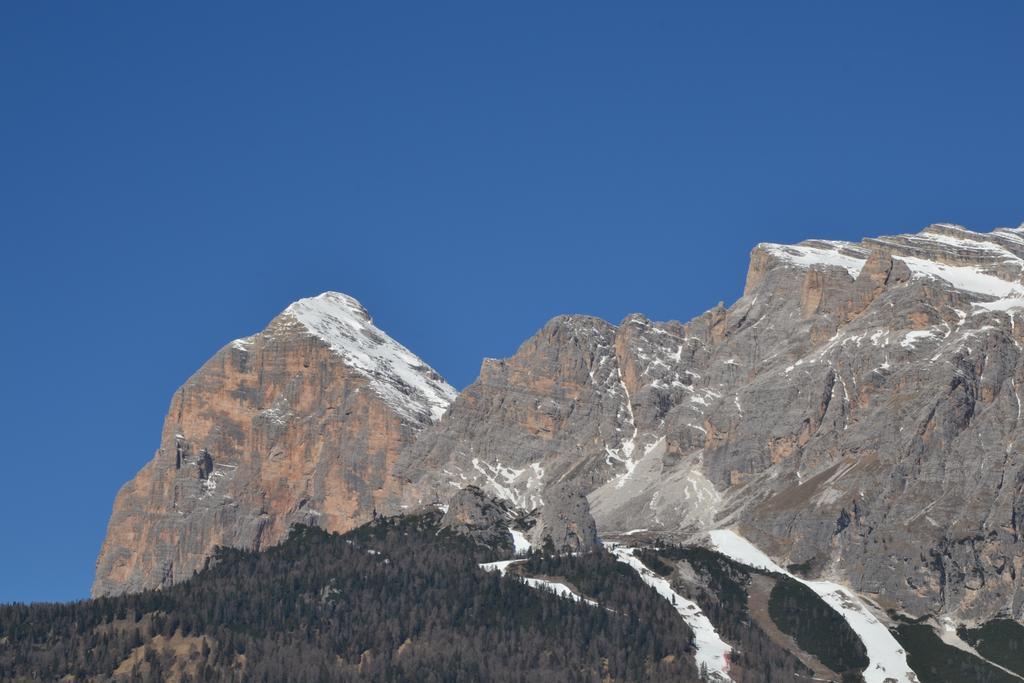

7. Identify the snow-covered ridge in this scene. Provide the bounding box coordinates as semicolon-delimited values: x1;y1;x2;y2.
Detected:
266;292;456;422
760;223;1024;312
708;529;918;683
888;225;1024;311
760;242;868;278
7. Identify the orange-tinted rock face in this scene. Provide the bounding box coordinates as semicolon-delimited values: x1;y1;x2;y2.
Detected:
93;293;454;596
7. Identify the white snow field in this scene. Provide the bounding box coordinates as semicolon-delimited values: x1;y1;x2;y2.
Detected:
509;528;532;554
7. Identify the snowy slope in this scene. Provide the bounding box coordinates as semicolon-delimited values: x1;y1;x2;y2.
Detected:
279;292;457;422
708;529;918;683
479;559;597;605
522;576;599;605
509;528;532;554
609;544;733;682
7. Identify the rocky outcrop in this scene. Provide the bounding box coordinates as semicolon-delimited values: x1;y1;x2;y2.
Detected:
439;486;515;547
439;483;600;553
93;292;455;596
527;481;600;552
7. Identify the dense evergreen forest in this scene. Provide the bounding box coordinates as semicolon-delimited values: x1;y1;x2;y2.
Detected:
957;619;1024;678
0;514;701;682
767;576;868;677
4;514;1023;682
894;620;1021;683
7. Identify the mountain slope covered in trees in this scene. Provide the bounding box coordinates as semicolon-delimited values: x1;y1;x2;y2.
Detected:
2;513;702;683
8;511;1024;682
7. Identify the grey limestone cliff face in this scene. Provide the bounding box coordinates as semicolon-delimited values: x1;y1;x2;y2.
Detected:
394;315;633;509
398;223;1024;623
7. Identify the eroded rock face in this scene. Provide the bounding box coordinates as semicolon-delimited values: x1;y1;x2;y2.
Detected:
398;223;1024;623
393;315;632;511
92;292;455;597
528;481;600;553
438;484;600;553
439;486;515;547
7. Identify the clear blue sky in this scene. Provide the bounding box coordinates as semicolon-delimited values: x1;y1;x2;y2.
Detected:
2;2;1022;603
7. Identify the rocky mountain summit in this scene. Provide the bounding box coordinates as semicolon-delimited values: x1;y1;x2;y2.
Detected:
97;223;1024;627
93;292;456;596
396;222;1024;623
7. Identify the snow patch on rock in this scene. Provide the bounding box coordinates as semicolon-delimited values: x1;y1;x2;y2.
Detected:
281;292;457;422
761;243;868;278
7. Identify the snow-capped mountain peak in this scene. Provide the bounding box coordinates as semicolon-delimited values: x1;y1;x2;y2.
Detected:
281;291;457;423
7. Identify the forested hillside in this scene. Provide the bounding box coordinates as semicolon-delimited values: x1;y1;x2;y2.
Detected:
0;513;700;683
7;512;1023;682
635;542;1024;683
